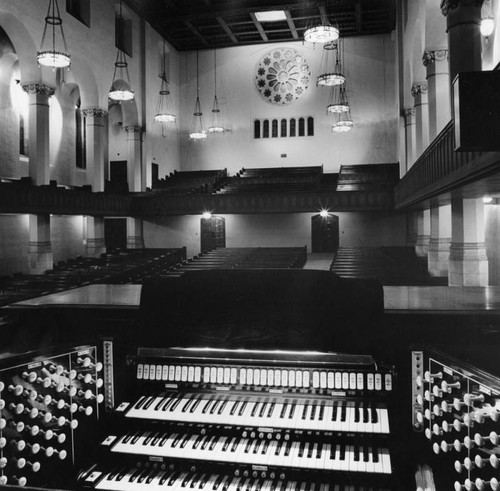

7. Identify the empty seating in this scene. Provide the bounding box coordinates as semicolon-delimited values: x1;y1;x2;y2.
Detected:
152;169;227;194
336;163;399;192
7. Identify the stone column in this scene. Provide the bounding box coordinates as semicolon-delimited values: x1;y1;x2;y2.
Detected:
403;108;416;172
423;49;451;140
411;83;429;157
126;125;145;249
428;204;452;277
22;83;54;186
28;214;52;274
449;198;488;286
441;0;482;85
415;209;431;257
407;211;418;247
83;108;108;257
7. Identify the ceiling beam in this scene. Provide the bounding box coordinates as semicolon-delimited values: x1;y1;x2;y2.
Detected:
217;16;239;43
185;21;210;46
284;10;299;39
249;12;269;42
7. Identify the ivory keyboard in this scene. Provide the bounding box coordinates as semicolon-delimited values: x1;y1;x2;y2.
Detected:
79;348;397;490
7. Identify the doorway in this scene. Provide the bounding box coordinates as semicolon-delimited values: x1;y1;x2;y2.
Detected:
311;213;339;252
201;216;226;252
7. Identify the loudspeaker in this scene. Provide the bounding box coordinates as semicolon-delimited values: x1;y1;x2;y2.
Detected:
453;70;500;151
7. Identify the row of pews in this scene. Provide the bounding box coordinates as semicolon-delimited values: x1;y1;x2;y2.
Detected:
152;169;227;194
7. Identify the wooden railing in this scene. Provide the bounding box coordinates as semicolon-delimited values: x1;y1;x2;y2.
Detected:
394;120;495;208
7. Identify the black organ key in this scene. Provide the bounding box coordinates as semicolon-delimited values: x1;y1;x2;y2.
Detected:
251;401;261;418
318;402;325;421
131;431;142;445
280;401;289;419
353;445;360;462
332;400;339;421
182;397;194;412
202;398;213;414
289;400;297;419
133;396;149;410
145;470;157;484
218;399;228;415
159;432;170;446
354;402;360;423
372;445;380;463
267;401;276;418
302;402;309;420
363;403;370;423
310;402;317;421
370;403;378;423
190;397;202;413
168;471;180;486
238;400;248;417
341;401;347;422
229;400;240;415
159;471;171;485
154;396;169;411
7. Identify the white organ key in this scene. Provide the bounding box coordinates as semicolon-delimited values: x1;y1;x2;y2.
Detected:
174;366;181;381
217;367;224;384
230;368;237;384
223;367;230;384
162;365;168;381
194;366;201;382
327;372;334;389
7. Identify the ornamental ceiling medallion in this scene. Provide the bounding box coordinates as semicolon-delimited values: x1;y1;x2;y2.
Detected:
254;47;311;105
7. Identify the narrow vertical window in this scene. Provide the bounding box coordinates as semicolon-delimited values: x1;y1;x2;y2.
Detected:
272;119;278;138
281;118;287;137
298;117;305;136
19;114;28;157
263;119;269;138
290;118;296;137
307;117;314;136
75;103;86;169
254;119;261;139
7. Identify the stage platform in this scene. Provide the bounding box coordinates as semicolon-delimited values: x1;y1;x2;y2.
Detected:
4;283;500;316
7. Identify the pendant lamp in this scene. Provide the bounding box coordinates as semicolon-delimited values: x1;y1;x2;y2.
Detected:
208;50;224;134
154;39;176;123
317;41;345;87
189;51;207;140
37;0;71;68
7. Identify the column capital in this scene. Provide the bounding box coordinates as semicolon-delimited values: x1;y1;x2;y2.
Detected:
403;107;416;117
22;82;55;97
440;0;483;16
125;125;144;133
82;107;108;118
422;49;449;66
411;83;428;97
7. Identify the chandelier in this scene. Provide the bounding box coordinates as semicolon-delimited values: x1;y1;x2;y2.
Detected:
304;24;339;44
109;49;134;101
37;0;71;68
332;107;354;133
208;50;224;134
317;41;345;87
327;85;350;114
154;40;176;124
189;51;207;140
480;0;495;37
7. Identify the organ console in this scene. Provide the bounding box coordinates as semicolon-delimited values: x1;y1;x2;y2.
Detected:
78;347;397;490
412;348;500;490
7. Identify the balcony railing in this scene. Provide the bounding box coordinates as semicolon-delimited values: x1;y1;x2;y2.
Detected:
394;120;495;208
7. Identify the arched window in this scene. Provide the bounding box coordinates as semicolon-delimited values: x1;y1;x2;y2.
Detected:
115;4;133;57
272;119;278;138
298;117;305;136
290;118;296;137
75;99;86;169
254;120;261;139
263;119;269;138
307;117;314;136
280;119;287;137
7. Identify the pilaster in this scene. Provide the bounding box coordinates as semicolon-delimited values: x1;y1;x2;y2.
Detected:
126;125;144;193
428;204;452;277
85;216;106;257
22;83;55;186
411;83;429;156
415;209;431;257
126;217;145;249
423;49;451;139
403;108;416;172
28;214;53;274
83;107;108;193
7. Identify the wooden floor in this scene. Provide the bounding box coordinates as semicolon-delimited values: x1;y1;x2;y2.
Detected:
5;282;500;316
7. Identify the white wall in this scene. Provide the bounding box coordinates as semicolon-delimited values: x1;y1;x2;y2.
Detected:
144;211;407;258
178;35;398;175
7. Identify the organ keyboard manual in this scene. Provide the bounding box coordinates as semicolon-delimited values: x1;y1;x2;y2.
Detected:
78;347;397;491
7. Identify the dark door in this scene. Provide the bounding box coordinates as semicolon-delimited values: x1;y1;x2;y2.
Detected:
201;216;226;252
105;218;127;251
109;160;128;193
311;214;339;252
152;163;159;187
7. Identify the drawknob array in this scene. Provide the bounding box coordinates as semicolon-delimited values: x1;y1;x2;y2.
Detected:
412;350;500;490
0;346;103;487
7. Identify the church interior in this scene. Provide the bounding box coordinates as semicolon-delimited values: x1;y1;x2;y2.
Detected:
1;0;500;489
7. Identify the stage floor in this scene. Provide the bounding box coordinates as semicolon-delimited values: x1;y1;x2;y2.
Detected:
4;283;500;315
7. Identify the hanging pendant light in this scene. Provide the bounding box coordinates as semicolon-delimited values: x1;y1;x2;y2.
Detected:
332;107;353;133
109;1;134;102
37;0;71;68
189;51;207;140
327;85;350;114
208;50;224;134
154;39;176;123
317;41;345;87
304;24;339;44
480;0;495;37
